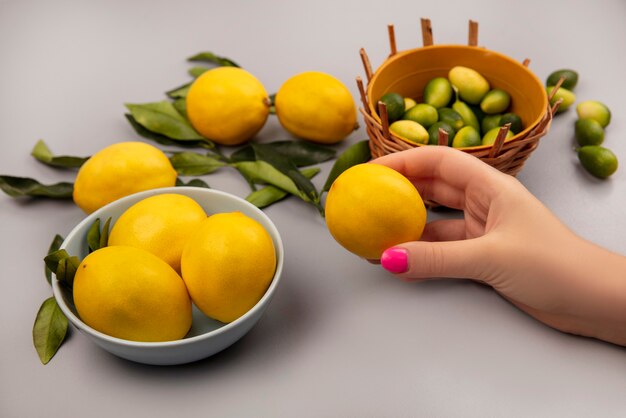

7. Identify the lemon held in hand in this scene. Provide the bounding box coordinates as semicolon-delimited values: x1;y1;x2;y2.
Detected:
325;163;427;260
73;142;177;214
181;212;277;323
275;71;357;144
73;246;192;342
108;194;207;273
186;67;270;145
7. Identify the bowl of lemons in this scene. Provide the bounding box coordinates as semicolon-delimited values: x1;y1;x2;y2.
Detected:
51;186;284;366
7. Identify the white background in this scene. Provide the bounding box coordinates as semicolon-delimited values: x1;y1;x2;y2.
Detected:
1;0;625;416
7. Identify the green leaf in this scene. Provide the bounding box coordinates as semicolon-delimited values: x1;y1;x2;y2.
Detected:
86;216;112;253
176;178;210;188
99;217;112;250
251;143;319;203
268;93;276;114
125;101;204;141
31;139;53;160
44;249;79;288
126;114;179;145
33;297;69;365
229;145;256;164
45;234;64;285
125;114;212;149
59;256;80;288
169;152;226;176
188;66;210;78
44;249;70;274
235;164;258;191
0;176;73;199
65;257;80;288
234;160;304;199
230;141;335;167
31;140;89;169
187;52;240;68
56;258;67;285
86;218;101;253
246;167;320;208
173;98;187;118
323;140;371;192
166;82;191;99
267;140;336;167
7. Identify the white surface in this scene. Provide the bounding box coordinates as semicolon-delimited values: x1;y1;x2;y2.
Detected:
1;0;625;417
53;187;285;365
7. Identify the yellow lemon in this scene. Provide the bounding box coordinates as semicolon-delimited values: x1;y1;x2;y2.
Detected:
186;67;270;145
325;163;427;260
275;71;357;144
73;142;177;214
73;246;192;342
108;194;207;273
181;212;276;323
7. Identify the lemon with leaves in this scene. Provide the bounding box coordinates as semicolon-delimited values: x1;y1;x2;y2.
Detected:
108;194;207;273
73;142;177;214
275;71;357;144
186;67;270;145
181;212;277;323
73;246;192;342
325;163;427;260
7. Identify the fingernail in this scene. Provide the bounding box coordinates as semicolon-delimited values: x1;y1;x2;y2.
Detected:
381;247;408;274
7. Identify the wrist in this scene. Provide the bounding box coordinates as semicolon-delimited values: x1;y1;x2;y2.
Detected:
561;240;626;346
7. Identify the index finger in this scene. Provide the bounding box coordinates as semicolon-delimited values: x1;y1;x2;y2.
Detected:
371;146;508;208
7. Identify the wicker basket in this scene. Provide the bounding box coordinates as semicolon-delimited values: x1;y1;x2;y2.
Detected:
356;19;562;176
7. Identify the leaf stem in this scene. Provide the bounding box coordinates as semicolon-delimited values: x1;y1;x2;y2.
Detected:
313;200;325;217
208;146;228;162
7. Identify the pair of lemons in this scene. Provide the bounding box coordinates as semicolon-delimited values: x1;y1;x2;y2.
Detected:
186;67;357;146
73;194;276;342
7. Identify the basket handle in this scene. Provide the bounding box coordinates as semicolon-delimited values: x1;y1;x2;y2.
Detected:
355;76;369;112
377;101;392;140
468;20;479;46
388;24;397;56
438;128;449;146
359;47;374;82
546;76;566;115
421;18;433;46
488;123;511;158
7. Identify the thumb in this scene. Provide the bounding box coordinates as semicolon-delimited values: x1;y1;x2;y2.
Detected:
380;238;489;280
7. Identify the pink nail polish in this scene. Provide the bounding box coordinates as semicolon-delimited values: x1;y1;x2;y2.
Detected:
381;248;408;274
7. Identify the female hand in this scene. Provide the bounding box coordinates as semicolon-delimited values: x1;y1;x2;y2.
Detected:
373;146;626;346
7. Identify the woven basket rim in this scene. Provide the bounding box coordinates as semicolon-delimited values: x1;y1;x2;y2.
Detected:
365;44;547;119
361;103;553;152
362;102;554;165
364;46;548;148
